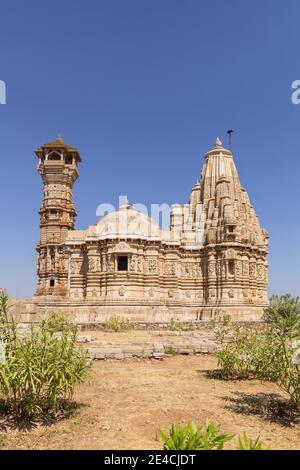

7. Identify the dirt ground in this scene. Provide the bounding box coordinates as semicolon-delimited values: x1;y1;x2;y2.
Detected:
0;354;299;450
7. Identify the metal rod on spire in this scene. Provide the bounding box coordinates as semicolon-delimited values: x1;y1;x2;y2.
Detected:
227;129;234;151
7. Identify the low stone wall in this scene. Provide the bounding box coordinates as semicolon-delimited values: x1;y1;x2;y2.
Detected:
8;296;266;323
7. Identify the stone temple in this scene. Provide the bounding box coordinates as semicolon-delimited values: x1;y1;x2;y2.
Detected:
32;136;268;322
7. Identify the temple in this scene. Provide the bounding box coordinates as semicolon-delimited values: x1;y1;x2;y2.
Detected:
34;136;269;321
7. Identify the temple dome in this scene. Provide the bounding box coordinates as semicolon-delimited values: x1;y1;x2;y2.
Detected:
95;205;162;240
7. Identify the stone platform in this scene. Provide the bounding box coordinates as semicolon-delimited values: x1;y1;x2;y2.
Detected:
77;329;219;360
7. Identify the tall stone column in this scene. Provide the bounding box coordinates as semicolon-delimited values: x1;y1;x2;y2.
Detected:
34;136;82;297
86;244;101;299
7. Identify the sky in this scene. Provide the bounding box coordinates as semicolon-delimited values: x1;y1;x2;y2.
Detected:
0;0;299;298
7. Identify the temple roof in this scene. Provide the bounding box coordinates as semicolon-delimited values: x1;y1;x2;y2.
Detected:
35;136;82;161
93;205;163;241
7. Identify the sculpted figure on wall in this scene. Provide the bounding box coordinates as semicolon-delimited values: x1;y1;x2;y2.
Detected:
242;260;249;277
249;263;257;279
235;260;242;277
137;257;143;272
70;259;82;275
130;255;137;271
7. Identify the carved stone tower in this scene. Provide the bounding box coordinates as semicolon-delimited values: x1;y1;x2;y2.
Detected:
35;137;81;296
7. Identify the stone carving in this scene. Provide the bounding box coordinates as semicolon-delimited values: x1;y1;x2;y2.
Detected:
243;289;249;298
71;260;82;275
41;212;47;224
257;265;264;280
130;255;137;271
148;259;157;273
242;260;249;277
119;286;125;297
226;249;236;259
148;287;155;297
249;263;257;279
235;260;242;277
209;288;216;298
88;257;100;272
108;255;114;272
208;261;216;276
70;288;80;299
39;254;46;272
59;257;67;272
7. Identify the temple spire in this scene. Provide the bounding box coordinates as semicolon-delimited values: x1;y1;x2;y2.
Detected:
214;137;222;148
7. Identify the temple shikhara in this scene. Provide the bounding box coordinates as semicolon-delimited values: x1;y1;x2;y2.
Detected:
33;136;268;321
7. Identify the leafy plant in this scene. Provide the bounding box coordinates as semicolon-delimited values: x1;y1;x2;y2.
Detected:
159;420;234;450
170;318;194;332
237;432;270;450
164;346;179;355
0;290;90;419
213;295;300;411
264;294;300;332
159;420;270;451
104;315;133;332
43;311;71;332
214;319;263;380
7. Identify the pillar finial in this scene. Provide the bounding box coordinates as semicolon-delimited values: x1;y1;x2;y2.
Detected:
214;137;222;148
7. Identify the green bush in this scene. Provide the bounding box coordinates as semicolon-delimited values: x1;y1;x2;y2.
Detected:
213;296;300;411
159;420;268;450
237;432;270;450
164;346;179;356
43;311;71;332
159;420;234;450
170;318;194;332
213;317;264;379
264;294;300;331
0;291;90;419
104;315;133;332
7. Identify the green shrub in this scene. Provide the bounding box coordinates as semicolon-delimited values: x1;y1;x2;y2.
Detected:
164;346;179;356
104;315;133;332
213;296;300;411
159;420;234;450
170;318;194;332
43;311;71;332
159;420;269;450
264;294;300;331
237;432;270;450
260;329;300;410
214;317;263;379
0;291;90;419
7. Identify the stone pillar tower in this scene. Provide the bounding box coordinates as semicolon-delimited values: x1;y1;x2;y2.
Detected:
35;137;81;297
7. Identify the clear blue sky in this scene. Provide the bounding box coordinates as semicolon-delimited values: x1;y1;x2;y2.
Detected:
0;0;299;298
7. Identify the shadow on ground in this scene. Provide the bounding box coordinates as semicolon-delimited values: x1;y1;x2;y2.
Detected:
0;400;87;432
200;369;233;380
221;392;300;428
